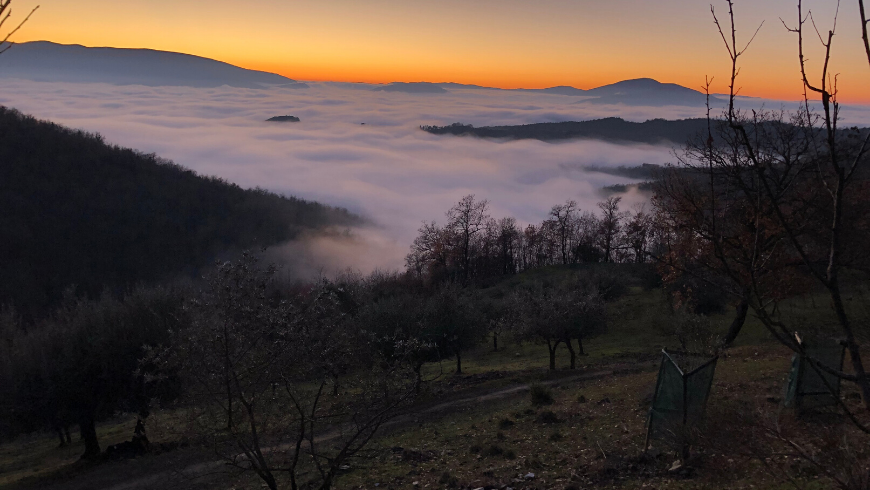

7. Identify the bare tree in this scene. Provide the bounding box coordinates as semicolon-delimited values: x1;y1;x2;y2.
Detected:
549;200;578;265
658;0;870;420
446;195;490;283
751;0;870;413
572;210;603;263
622;204;652;264
597;197;628;263
405;221;449;279
495;217;520;275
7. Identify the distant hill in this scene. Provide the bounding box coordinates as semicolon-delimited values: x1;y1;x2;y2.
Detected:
515;85;590;96
420;118;710;145
0;41;309;89
0;107;360;319
583;78;717;106
435;78;720;106
267;115;301;122
373;82;448;93
436;82;498;91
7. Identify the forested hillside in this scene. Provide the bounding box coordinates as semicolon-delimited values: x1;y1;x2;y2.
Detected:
0;107;361;319
421;118;710;144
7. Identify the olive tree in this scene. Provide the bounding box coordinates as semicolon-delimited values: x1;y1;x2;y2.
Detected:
514;280;606;370
421;283;485;375
2;286;184;459
153;254;418;490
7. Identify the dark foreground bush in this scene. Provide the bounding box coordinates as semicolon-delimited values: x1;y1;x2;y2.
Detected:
530;384;554;406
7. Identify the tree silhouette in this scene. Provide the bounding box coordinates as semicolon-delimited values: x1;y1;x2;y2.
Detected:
0;0;39;55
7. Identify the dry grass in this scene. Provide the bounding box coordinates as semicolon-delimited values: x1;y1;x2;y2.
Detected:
332;345;825;490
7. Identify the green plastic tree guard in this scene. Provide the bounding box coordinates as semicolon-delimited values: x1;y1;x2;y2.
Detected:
645;349;718;459
784;340;845;412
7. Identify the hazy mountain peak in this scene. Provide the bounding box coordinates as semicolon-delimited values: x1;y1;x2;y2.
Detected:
0;41;309;89
584;77;718;106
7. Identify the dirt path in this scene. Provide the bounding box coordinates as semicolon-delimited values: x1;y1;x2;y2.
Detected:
32;367;621;490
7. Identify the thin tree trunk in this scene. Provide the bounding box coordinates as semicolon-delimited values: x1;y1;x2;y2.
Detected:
565;338;576;369
577;337;585;356
493;333;498;352
261;469;278;490
414;364;423;394
226;374;233;431
55;425;67;447
456;349;462;375
224;326;233;431
319;476;333;490
79;415;100;460
721;291;750;348
547;340;559;371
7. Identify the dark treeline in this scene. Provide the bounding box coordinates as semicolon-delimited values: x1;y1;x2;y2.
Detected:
406;194;657;284
421;118;868;147
0;107;361;320
420;118;711;144
584;163;661;180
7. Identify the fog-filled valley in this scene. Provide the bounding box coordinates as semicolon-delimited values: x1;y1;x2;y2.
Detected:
5;77;866;278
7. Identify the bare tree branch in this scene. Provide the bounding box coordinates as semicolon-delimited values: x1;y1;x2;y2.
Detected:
0;1;39;55
861;0;870;68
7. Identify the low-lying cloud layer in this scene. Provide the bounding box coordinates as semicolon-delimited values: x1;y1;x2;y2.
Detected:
2;80;866;276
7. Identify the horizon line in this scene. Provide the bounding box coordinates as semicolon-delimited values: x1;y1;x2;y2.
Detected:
9;39;870;106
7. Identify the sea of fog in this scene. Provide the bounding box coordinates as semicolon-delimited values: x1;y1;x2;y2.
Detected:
2;80;867;275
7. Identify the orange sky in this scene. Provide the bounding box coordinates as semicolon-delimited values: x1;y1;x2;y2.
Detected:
10;0;870;103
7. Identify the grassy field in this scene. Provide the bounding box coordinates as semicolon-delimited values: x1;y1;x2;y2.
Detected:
1;280;865;490
336;345;800;490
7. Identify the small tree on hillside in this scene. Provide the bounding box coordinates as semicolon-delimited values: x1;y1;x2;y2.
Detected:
563;279;608;362
514;281;607;370
479;295;512;352
624;204;654;264
422;283;484;375
597;197;629;263
495;217;521;275
357;291;441;392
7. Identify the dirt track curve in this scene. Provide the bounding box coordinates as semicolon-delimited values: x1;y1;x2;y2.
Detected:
33;367;623;490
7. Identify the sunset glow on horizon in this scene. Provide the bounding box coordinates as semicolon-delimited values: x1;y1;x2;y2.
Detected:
10;0;870;103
